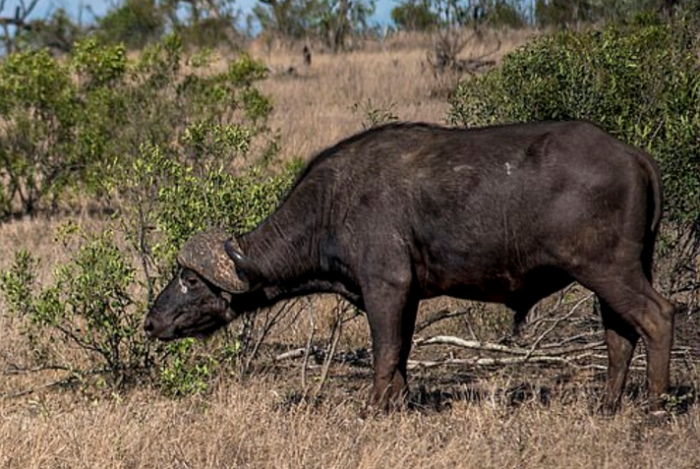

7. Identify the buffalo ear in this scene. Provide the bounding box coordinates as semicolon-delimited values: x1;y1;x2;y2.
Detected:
224;239;263;285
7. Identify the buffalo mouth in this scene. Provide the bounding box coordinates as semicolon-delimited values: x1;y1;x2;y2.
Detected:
177;318;225;340
145;314;226;341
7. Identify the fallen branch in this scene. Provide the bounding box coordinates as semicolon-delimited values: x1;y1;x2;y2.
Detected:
414;335;605;357
407;352;597;370
415;335;528;354
276;347;307;361
1;376;79;399
3;363;74;375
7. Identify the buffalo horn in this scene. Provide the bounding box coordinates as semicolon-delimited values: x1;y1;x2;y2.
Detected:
177;229;248;293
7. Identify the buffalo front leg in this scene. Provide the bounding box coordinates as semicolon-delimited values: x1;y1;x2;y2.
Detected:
363;276;418;411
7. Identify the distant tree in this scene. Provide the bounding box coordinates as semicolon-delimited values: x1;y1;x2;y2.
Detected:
161;0;241;47
393;0;524;30
253;0;326;39
486;0;525;28
97;0;165;49
0;0;40;54
17;8;83;53
391;0;439;31
533;0;694;27
95;0;241;50
253;0;375;51
534;0;596;28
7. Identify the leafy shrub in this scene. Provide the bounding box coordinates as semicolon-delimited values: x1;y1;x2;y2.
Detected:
0;35;276;219
159;338;242;397
0;48;79;216
72;39;127;88
0;150;298;391
1;230;144;383
352;99;399;128
449;17;700;229
0;34;300;395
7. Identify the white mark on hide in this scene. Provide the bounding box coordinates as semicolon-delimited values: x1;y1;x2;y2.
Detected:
505;162;512;176
179;277;188;294
452;164;472;172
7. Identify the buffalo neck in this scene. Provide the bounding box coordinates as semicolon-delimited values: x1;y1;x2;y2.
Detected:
238;175;327;288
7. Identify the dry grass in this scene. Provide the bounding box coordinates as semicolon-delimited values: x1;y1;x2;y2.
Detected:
2;377;700;469
1;29;699;468
251;28;535;161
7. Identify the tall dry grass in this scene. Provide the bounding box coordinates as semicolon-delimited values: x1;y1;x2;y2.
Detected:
1;29;698;469
252;28;535;161
2;377;700;469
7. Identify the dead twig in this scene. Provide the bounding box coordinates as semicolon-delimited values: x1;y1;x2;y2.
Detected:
415;308;471;333
524;293;594;360
314;300;352;397
301;307;316;394
242;298;301;375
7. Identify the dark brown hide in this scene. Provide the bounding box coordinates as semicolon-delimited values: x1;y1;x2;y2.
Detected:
146;121;674;412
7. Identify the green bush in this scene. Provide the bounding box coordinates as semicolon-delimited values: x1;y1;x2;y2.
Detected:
1;231;144;383
0;34;300;395
0;150;298;391
0;35;276;219
449;18;700;229
0;48;79;216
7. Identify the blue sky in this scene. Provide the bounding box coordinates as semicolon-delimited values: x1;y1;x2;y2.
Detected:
2;0;398;28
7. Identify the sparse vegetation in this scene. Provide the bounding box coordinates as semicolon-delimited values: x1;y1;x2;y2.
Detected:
0;33;298;396
0;1;698;467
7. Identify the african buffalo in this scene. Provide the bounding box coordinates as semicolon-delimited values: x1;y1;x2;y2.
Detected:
144;121;674;412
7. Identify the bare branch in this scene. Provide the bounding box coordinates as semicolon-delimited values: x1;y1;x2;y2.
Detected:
19;0;40;20
415;334;605;357
300;307;315;393
415;335;529;355
415;308;470;333
275;347;307;361
524;293;594;359
314;307;342;396
407;352;597;370
3;363;73;375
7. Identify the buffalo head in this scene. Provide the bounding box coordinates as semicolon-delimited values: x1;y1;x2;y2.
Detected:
144;229;254;340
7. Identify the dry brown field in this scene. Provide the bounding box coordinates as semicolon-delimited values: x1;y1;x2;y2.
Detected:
1;29;700;468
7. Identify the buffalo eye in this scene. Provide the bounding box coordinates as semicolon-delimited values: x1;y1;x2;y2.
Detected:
180;270;201;288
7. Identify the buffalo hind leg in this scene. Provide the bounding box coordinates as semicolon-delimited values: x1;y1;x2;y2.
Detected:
600;300;639;414
578;268;674;412
363;275;418;411
642;285;675;411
